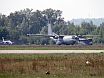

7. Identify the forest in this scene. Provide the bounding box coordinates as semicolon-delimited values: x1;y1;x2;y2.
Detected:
0;8;104;45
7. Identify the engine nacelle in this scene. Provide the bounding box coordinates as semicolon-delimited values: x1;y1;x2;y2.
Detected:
54;36;59;39
56;40;62;45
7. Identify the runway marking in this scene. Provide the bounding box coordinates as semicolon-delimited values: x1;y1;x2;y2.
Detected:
0;50;104;54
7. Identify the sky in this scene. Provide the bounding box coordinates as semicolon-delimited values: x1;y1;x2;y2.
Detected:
0;0;104;21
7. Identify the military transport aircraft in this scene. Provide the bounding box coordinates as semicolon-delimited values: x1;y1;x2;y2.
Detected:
27;23;98;45
0;37;14;45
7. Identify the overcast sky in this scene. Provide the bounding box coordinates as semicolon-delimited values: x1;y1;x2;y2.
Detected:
0;0;104;20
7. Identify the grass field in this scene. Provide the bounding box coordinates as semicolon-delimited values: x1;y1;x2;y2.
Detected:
0;45;104;50
0;53;104;78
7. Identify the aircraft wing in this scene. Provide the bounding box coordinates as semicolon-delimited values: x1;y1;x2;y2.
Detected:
27;34;65;39
82;35;100;37
27;34;55;37
27;34;76;37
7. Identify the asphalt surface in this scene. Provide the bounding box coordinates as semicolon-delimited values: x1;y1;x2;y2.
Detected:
0;50;104;54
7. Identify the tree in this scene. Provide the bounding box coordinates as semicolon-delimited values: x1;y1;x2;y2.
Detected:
0;27;9;39
42;8;63;24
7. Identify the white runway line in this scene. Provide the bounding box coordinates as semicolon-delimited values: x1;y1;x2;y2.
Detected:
0;50;104;54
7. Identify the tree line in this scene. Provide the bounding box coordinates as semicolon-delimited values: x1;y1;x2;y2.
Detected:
0;8;104;45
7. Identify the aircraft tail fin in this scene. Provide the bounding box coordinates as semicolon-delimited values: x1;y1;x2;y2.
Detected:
48;23;53;35
48;23;58;36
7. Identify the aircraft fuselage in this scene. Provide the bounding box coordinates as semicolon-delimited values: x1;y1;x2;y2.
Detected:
50;36;77;45
50;36;92;45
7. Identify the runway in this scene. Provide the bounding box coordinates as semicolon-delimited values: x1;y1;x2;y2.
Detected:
0;50;104;54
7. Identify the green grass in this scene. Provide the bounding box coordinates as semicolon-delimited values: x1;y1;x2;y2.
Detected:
0;45;104;50
0;73;104;78
0;53;104;78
